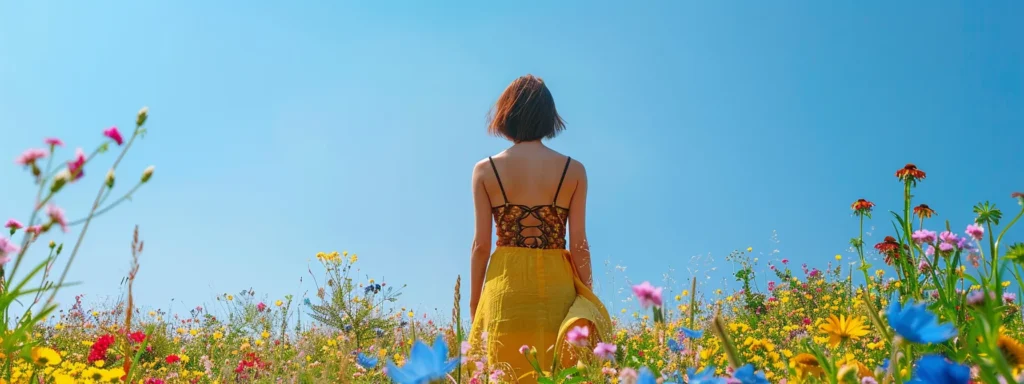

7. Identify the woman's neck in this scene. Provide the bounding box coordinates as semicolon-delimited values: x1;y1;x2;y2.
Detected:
511;140;546;150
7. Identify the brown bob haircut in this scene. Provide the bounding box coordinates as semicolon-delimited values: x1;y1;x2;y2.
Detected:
488;75;566;142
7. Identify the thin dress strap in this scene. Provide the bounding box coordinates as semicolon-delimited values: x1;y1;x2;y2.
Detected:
552;156;572;205
488;157;509;205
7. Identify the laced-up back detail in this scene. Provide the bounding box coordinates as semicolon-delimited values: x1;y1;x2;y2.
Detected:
489;156;572;249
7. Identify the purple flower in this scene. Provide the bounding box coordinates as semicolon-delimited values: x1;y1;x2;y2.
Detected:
938;242;954;253
939;231;959;245
957;237;976;253
912;229;937;244
1004;293;1016;304
965;223;984;241
967;291;994;306
925;245;936;256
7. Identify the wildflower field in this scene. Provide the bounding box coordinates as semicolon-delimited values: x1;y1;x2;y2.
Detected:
3;110;1024;384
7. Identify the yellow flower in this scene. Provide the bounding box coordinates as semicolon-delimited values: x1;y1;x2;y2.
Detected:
82;367;105;381
189;329;198;336
104;368;126;382
407;311;414;318
999;335;1024;368
350;253;358;263
835;254;842;261
747;247;753;252
1004;281;1012;288
213;331;223;340
30;347;61;366
95;359;105;367
227;295;234;301
275;300;284;307
53;374;74;384
818;315;870;348
262;330;271;339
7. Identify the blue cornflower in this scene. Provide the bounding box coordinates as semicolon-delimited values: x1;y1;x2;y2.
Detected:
638;367;677;384
687;365;725;384
667;339;684;353
386;335;459;384
681;327;704;339
356;352;378;369
880;358;890;371
886;297;957;344
375;328;385;337
343;324;353;332
364;286;373;295
303;298;312;306
907;354;970;384
731;364;769;384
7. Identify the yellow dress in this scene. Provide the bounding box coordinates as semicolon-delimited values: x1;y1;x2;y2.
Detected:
469;157;612;383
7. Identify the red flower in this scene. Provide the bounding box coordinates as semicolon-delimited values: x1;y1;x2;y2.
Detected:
103;126;124;146
128;331;146;344
874;236;904;265
165;354;181;364
88;334;116;364
67;148;86;181
257;302;267;312
913;204;936;219
851;199;875;215
895;163;926;183
145;379;165;384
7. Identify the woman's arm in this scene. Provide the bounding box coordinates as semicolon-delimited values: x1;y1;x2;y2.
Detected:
568;162;592;289
469;161;493;321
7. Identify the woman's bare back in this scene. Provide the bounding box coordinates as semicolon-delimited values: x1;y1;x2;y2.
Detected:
477;143;582;209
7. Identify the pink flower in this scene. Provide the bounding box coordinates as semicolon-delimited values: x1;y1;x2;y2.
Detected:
25;226;42;236
631;281;663;308
781;258;789;264
15;148;47;165
5;219;23;230
939;231;959;245
489;369;504;381
618;368;637;383
0;236;20;259
104;126;124;145
593;342;617;360
601;367;617;376
44;137;64;147
938;242;954;253
911;229;937;244
965;223;984;241
565;325;590;347
518;345;530;355
67;148;86;181
257;302;267;312
46;204;68;233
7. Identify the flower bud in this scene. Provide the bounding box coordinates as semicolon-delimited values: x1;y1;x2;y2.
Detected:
141;166;155;183
105;169;115;189
51;170;70;193
137;106;149;127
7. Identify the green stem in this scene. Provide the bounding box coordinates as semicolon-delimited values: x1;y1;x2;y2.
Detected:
66;183;144;226
44;127;143;307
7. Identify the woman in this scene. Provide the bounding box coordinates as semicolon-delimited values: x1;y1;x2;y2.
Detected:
468;75;611;383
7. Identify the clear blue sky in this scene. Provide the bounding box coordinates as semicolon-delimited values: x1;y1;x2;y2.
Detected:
1;2;1021;320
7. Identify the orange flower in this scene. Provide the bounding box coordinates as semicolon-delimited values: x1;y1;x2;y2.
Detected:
913;204;935;219
851;199;875;216
896;163;926;183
